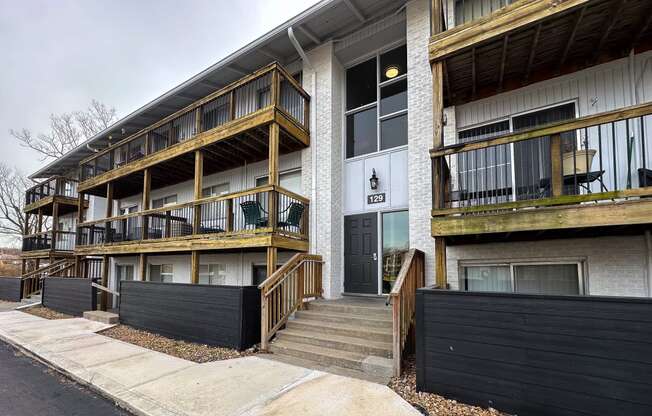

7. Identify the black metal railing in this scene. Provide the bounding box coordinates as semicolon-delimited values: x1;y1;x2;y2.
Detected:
433;104;652;213
25;176;79;205
22;231;76;252
76;186;309;247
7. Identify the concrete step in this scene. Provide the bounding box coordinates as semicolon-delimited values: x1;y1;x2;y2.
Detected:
286;319;393;343
307;299;391;318
83;310;119;325
268;340;393;380
294;309;393;330
261;353;391;385
276;328;393;358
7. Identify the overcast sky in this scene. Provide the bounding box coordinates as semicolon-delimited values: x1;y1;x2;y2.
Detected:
0;0;319;175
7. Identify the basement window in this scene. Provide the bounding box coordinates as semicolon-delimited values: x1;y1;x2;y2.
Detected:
461;262;584;295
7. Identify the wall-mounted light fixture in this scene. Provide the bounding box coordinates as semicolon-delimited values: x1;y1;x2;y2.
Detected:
369;168;379;190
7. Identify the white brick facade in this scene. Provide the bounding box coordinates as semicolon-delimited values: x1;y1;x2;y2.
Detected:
407;0;436;286
303;42;345;299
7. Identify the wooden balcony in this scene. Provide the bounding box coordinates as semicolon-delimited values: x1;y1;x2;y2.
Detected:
430;0;652;106
75;185;309;255
24;176;83;215
21;230;76;259
431;103;652;243
78;63;310;199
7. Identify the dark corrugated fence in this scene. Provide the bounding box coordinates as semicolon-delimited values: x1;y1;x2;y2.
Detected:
0;277;22;302
119;281;261;350
42;278;96;316
416;289;652;416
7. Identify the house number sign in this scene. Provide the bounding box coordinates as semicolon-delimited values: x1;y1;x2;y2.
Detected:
367;193;386;204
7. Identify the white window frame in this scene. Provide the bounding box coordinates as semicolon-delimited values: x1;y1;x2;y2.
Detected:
116;264;135;282
199;263;227;285
459;259;586;295
202;183;230;198
152;195;178;209
149;264;174;283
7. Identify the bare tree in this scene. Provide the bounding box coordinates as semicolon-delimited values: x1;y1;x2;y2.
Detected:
10;99;117;161
0;164;35;244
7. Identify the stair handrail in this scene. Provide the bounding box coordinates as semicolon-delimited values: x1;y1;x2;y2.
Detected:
259;253;323;350
20;258;76;299
387;248;425;377
21;259;67;279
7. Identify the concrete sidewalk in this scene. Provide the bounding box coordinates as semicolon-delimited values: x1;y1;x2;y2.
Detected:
0;311;419;416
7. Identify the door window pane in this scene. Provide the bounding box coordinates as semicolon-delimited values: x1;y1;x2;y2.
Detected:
514;264;580;295
116;265;134;281
256;170;302;194
346;58;377;110
380;114;407;150
380;79;407;116
380;45;407;83
382;211;409;294
346;107;377;158
463;266;512;292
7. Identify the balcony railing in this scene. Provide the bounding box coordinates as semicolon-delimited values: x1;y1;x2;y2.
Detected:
80;63;309;182
432;103;652;216
76;185;309;247
22;231;76;252
25;176;78;206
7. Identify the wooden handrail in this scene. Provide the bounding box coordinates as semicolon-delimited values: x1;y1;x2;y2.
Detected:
430;102;652;158
387;249;425;377
92;282;119;297
26;176;78;194
259;253;323;350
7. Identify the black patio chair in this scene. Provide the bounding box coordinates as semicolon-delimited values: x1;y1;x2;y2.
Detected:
240;201;268;228
278;202;305;231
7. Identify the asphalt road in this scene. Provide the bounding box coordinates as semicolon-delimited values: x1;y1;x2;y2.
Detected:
0;340;132;416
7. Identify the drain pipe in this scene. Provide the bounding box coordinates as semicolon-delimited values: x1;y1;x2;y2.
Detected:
288;26;318;254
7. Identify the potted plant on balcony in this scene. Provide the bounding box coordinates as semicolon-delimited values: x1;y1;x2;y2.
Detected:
561;135;596;176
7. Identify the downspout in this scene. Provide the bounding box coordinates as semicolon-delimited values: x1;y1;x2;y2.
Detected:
288;26;318;254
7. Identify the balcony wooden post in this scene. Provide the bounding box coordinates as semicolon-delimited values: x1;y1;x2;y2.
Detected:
105;182;114;243
77;191;85;225
271;67;280;107
100;255;109;311
266;247;277;278
137;253;146;281
268;122;279;231
191;251;200;284
550;133;563;197
225;199;233;232
432;37;447;287
142;169;151;239
37;208;43;234
193;150;204;233
51;202;59;252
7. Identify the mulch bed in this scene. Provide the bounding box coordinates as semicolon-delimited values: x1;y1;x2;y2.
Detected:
390;356;505;416
99;324;257;363
22;306;73;320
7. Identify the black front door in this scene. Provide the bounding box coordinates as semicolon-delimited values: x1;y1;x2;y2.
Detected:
344;213;378;294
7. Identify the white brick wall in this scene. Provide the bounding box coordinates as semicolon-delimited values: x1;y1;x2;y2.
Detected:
407;0;436;285
448;235;650;297
303;42;345;299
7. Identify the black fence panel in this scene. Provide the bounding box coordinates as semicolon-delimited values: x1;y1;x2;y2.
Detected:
42;278;96;316
416;289;652;416
0;277;22;302
119;281;260;350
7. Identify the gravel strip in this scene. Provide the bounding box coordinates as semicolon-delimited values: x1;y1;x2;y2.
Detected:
99;324;257;363
390;356;505;416
21;306;73;320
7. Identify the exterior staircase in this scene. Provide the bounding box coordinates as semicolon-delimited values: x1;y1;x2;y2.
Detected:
267;296;395;384
21;258;76;299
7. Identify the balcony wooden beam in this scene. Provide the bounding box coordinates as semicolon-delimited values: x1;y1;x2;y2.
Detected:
429;0;590;62
432;199;652;237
